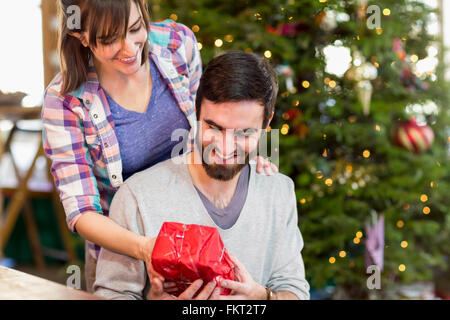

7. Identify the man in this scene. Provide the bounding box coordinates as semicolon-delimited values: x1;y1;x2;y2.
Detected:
93;51;310;300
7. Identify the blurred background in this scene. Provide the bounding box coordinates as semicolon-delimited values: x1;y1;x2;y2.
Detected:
0;0;449;299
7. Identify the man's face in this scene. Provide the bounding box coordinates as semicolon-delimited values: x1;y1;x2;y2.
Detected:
197;99;266;181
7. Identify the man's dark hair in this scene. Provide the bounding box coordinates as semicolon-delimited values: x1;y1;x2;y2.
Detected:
195;51;279;128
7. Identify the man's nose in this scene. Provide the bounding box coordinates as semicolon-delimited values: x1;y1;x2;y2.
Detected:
220;129;236;155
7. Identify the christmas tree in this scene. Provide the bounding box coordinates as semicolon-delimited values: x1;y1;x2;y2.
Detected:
150;0;450;298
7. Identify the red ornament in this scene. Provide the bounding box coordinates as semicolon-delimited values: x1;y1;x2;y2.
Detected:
393;118;434;153
151;222;235;297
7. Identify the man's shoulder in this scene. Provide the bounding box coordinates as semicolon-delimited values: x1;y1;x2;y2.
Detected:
123;155;186;191
250;164;295;194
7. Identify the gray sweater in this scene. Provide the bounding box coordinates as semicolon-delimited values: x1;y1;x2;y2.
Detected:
93;154;310;300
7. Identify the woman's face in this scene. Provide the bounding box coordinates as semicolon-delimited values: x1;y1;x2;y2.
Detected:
80;1;148;76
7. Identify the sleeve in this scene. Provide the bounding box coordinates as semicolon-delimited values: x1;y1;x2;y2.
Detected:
41;83;102;233
266;178;311;300
93;183;148;300
177;22;202;101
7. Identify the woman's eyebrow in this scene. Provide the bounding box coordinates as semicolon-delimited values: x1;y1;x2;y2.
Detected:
129;17;142;29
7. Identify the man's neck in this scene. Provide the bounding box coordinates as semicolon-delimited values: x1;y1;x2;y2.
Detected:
187;151;243;209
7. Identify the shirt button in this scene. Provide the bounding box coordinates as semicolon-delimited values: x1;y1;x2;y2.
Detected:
104;142;109;148
93;114;98;119
86;100;91;105
112;175;117;180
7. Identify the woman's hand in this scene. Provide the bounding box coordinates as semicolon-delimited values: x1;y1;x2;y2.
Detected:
255;156;279;176
139;237;165;282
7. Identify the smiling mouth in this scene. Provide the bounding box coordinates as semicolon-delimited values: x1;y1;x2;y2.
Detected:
211;149;240;164
116;50;139;63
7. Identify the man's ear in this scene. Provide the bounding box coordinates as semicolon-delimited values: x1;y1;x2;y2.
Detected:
69;31;88;47
266;112;274;129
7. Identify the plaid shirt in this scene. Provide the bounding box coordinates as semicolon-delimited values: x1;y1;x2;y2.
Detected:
42;20;202;258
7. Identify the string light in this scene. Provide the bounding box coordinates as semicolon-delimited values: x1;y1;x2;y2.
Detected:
356;231;363;238
353;237;360;244
383;8;391;16
339;251;346;258
398;264;406;272
401;241;408;248
264;50;272;58
375;124;381;131
329;257;336;264
169;13;178;21
300;198;306;204
316;171;323;179
197;42;203;50
420;194;428;202
302;80;310;88
281;124;289;135
363;150;371;158
423;206;431;215
410;54;419;63
192;25;200;32
224;34;233;42
215;39;223;47
397;220;404;228
376;28;383;35
328;80;336;88
325;178;333;186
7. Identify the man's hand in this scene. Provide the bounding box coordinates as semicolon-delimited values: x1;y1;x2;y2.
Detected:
149;278;217;300
210;255;267;300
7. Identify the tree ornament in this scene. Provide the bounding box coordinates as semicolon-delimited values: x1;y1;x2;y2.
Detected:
276;63;295;93
317;9;338;32
365;212;384;272
345;51;378;115
393;117;434;153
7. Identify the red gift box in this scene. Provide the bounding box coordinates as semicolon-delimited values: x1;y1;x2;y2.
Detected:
151;222;235;297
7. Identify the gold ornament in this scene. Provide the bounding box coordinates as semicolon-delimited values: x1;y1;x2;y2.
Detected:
345;50;378;115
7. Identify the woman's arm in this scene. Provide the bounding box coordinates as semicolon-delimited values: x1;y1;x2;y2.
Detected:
42;78;157;269
75;212;154;262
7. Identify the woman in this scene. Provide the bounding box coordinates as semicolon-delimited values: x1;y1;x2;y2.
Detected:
42;0;277;293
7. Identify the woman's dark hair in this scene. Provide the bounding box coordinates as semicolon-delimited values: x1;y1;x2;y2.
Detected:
195;51;279;128
58;0;150;95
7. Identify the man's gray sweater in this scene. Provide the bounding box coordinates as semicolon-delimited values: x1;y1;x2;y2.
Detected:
94;154;310;300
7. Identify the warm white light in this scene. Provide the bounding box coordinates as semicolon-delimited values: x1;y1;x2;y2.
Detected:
323;45;352;77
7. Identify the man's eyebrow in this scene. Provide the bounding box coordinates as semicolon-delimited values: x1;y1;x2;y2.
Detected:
204;119;256;132
204;119;225;130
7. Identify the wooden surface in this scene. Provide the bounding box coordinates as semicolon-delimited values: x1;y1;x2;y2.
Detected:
0;106;42;120
0;266;102;300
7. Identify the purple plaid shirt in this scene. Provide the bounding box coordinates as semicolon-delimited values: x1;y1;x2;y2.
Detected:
42;20;202;258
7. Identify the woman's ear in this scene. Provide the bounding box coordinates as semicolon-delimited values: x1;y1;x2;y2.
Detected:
69;31;88;47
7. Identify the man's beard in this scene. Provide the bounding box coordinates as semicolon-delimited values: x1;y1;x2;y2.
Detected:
196;137;250;181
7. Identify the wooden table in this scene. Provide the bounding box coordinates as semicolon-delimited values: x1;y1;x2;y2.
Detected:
0;266;102;299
